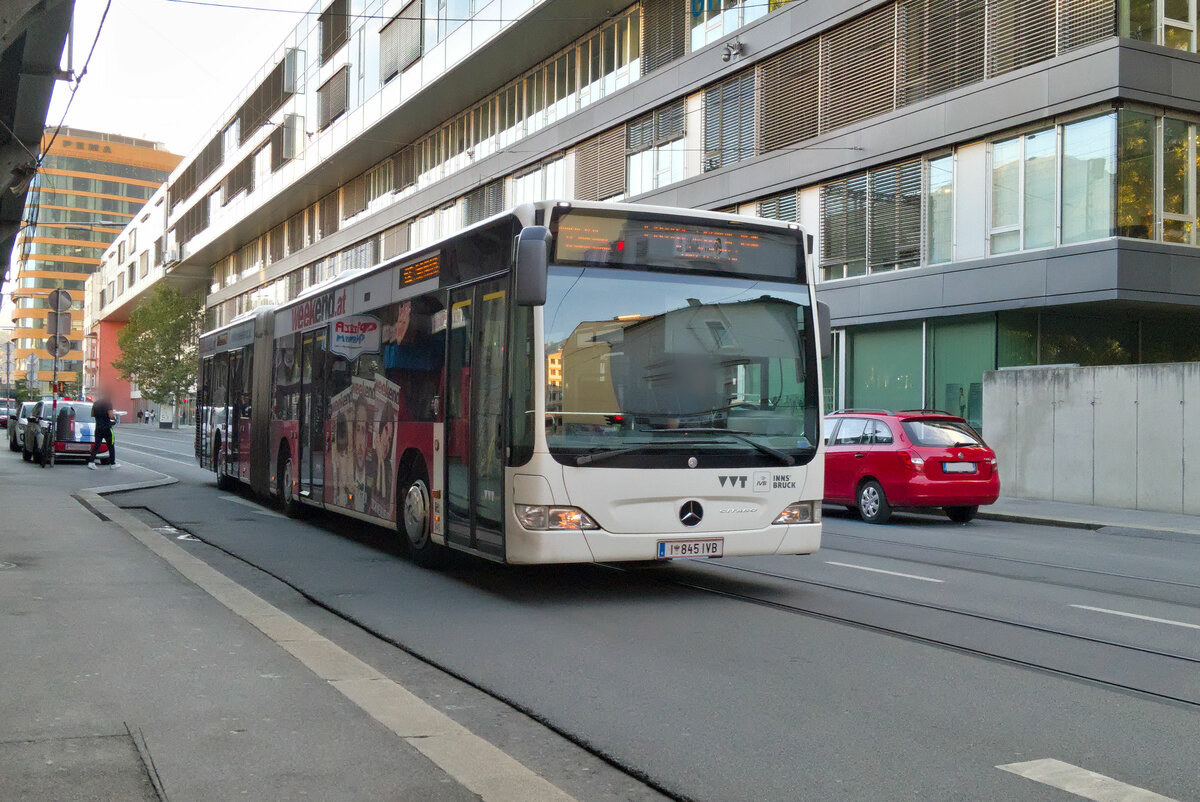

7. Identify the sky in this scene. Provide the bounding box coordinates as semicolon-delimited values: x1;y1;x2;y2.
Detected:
1;0;305;325
46;0;307;155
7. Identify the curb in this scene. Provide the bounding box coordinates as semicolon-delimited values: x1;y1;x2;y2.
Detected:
976;510;1200;538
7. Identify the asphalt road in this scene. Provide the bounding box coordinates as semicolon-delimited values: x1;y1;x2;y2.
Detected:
63;425;1200;801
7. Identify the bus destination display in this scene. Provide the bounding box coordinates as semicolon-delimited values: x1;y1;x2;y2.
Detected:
553;211;800;280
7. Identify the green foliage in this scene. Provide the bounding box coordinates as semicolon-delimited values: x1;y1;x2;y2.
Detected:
113;285;204;407
11;379;38;403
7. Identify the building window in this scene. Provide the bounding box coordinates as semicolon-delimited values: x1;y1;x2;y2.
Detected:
139;251;149;278
117;274;125;295
868;160;923;272
1116;109;1156;238
626;100;687;196
703;70;755;171
989;128;1057;254
366;160;393;202
1061;113;1116;244
128;264;136;287
927;155;954;264
381;1;422;83
319;0;349;65
689;0;770;52
758;191;798;222
1161;116;1198;242
318;67;349;131
1120;0;1196;49
820;173;868;280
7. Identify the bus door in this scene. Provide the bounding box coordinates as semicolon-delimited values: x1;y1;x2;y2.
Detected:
298;328;328;501
444;278;508;559
228;348;244;476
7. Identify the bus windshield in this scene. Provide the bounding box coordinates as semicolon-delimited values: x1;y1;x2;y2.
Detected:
543;267;819;467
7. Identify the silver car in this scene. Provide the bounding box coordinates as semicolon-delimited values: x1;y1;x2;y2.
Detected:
8;402;34;452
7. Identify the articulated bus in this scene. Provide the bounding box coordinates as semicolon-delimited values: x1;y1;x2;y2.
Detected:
196;200;829;565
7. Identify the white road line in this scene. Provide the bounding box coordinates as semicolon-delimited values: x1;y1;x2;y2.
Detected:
220;494;284;518
1070;604;1200;631
119;443;199;467
825;561;944;583
998;758;1180;801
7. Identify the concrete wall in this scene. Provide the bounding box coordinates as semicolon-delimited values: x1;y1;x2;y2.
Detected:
983;363;1200;514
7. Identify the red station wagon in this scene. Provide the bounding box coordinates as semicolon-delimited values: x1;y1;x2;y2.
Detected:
823;410;1000;524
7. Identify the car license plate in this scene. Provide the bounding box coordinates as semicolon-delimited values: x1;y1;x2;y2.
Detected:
943;461;977;473
64;443;90;452
657;538;724;559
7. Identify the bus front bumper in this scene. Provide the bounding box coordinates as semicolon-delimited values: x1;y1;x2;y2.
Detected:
504;522;822;565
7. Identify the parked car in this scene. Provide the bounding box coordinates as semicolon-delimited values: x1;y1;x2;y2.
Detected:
823;410;1000;524
22;400;109;465
8;402;34;452
0;402;12;428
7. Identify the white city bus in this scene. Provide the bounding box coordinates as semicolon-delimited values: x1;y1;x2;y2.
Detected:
197;201;828;565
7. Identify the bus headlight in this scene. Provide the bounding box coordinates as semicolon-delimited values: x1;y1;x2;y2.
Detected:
773;502;820;525
515;504;600;530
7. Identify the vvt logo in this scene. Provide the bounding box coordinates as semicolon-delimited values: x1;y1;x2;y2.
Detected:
718;475;747;488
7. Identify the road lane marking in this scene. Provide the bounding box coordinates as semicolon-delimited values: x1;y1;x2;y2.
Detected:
119;443;200;467
220;494;285;518
998;758;1180;801
1070;604;1200;631
825;561;944;583
81;488;578;802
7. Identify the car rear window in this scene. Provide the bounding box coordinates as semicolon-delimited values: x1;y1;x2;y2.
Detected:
902;419;984;447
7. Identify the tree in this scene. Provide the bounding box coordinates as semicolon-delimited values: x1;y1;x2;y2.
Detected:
11;378;38;403
113;285;204;420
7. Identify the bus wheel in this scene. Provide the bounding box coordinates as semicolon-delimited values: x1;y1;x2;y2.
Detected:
399;463;447;568
278;454;305;519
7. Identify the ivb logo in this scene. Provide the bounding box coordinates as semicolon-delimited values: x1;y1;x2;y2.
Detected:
718;475;747;488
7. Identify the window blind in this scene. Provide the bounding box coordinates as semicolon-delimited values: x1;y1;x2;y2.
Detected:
342;173;367;219
758;37;818;153
381;1;421;83
821;5;897;133
286;211;304;254
382;222;410;259
465;179;505;224
596;126;627;199
642;0;686;75
898;0;985;106
758;192;798;222
319;0;349;65
987;0;1056;78
574;136;600;201
318;67;349;131
820;173;868;278
867;160;922;271
704;71;756;171
221;153;254;205
268;223;285;263
1058;0;1115;51
319;191;340;238
627;99;686;153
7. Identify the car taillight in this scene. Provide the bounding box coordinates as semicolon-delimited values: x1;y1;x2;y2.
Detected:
898;450;925;471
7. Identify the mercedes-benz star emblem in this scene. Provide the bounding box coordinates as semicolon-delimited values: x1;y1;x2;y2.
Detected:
687;456;698;468
679;500;704;527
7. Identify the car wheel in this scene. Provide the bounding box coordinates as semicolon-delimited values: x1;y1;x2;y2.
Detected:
277;454;306;518
945;505;979;524
857;480;891;524
9;433;18;452
398;462;448;568
22;443;31;462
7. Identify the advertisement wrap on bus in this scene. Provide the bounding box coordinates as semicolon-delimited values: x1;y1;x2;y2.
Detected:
196;200;830;566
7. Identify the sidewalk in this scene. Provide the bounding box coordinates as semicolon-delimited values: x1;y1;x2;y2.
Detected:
980;496;1200;537
0;458;498;800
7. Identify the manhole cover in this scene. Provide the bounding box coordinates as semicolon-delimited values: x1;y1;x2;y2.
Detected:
0;562;15;570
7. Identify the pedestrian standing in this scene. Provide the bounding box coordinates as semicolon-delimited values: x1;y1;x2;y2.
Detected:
137;410;143;424
87;389;119;470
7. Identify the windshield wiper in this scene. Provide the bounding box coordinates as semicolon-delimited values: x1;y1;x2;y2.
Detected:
575;443;658;466
668;428;797;466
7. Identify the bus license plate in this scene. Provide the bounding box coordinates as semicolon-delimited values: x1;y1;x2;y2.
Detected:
658;538;724;559
943;461;977;473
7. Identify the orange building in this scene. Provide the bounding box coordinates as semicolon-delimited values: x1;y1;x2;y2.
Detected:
10;128;179;394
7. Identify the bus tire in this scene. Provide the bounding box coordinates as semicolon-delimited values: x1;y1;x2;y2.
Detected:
398;461;447;568
278;450;305;519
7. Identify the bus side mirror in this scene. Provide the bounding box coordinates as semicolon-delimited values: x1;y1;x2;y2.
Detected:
515;226;551;306
816;300;832;359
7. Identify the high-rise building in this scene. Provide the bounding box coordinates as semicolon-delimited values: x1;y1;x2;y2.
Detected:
127;1;1200;432
11;128;179;393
